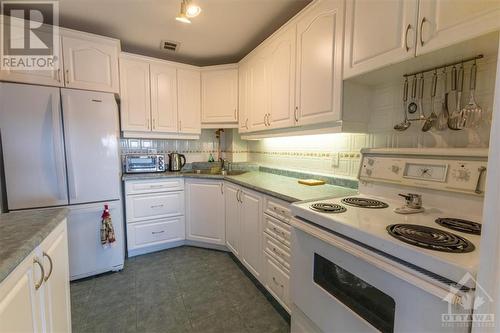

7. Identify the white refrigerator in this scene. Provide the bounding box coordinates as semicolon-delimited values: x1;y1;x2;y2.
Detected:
0;82;125;280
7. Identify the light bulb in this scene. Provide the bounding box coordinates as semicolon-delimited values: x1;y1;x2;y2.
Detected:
175;0;192;24
186;3;201;18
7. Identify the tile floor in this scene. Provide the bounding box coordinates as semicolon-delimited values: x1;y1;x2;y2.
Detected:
70;246;290;333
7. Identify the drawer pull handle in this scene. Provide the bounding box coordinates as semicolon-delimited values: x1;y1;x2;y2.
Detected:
150;185;165;189
33;258;45;290
42;252;53;282
152;230;165;234
151;204;164;208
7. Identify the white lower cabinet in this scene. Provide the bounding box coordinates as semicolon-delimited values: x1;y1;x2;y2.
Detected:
262;197;292;313
185;179;225;245
223;182;264;282
264;253;290;311
125;179;185;256
225;183;242;256
0;220;71;333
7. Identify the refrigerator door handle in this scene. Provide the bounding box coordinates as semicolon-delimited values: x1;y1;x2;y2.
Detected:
51;98;67;201
61;94;78;201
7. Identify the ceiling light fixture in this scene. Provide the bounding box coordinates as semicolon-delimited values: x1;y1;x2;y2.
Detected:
185;1;201;18
175;0;191;24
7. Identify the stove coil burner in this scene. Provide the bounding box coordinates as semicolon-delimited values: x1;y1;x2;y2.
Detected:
435;218;482;235
341;197;389;209
310;202;347;213
387;224;475;253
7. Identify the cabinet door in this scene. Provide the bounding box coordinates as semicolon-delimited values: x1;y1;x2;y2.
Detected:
150;63;178;133
224;183;241;256
267;26;296;130
42;222;71;333
178;68;201;134
295;0;344;126
62;35;119;93
0;252;42;333
201;69;238;123
248;53;269;131
238;62;250;133
119;56;151;131
186;180;225;245
240;189;263;280
0;28;63;87
417;0;500;55
344;0;418;78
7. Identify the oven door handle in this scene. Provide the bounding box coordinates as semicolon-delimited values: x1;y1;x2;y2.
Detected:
291;218;467;306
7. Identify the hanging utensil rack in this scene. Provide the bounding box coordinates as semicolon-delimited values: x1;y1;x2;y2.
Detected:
403;54;483;78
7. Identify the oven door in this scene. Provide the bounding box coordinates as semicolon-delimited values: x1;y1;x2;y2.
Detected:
291;222;471;333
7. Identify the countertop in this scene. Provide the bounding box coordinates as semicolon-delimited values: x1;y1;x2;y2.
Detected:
123;171;358;203
0;208;69;284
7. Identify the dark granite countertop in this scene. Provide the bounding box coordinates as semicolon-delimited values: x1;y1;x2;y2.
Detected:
0;208;69;284
123;171;357;203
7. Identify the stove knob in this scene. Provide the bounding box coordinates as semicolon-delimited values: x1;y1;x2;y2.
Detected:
366;169;372;176
392;165;400;174
367;158;375;166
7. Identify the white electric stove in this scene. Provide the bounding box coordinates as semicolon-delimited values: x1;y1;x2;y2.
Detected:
290;148;488;333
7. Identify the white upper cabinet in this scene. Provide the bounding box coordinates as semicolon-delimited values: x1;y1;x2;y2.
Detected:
119;53;201;139
295;0;344;126
0;22;64;87
417;0;500;55
248;53;269;132
238;61;250;133
150;63;178;133
186;179;225;245
61;30;120;93
201;67;238;125
343;0;418;79
119;55;151;132
266;25;296;130
177;69;201;134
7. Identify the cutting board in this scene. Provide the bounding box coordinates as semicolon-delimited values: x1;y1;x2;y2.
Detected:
298;179;326;186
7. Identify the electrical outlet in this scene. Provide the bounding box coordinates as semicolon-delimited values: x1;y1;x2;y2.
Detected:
331;153;339;167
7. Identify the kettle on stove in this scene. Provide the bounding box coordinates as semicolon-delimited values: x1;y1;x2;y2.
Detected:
168;153;186;171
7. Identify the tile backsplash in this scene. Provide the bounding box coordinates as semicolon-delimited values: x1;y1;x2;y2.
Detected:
120;129;221;163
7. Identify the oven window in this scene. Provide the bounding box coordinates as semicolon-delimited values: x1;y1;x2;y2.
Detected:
313;253;395;333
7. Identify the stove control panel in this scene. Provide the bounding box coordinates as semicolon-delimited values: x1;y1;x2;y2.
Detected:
359;155;487;195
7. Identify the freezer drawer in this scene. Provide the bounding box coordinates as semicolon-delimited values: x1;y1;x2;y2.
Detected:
127;217;185;251
67;201;124;280
126;191;185;223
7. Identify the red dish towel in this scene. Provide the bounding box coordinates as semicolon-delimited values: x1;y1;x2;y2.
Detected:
100;205;116;248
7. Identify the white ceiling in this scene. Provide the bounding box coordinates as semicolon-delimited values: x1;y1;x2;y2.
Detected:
54;0;312;66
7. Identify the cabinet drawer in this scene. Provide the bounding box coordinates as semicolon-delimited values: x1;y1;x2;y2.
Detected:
265;197;292;223
125;178;184;195
264;214;291;247
264;234;290;269
264;253;290;311
127;217;185;250
126;191;184;223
